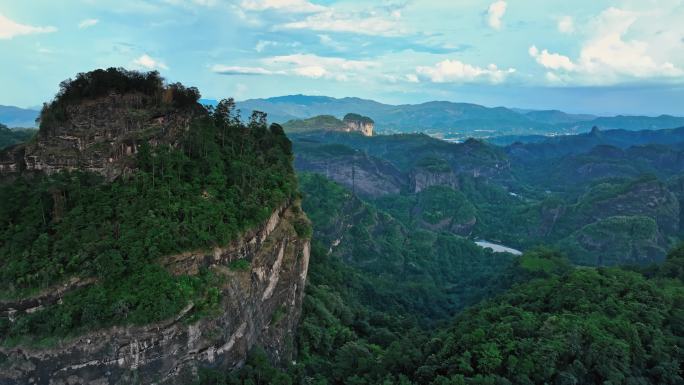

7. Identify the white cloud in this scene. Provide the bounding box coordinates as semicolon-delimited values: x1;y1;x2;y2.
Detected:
0;13;57;39
557;16;574;34
383;73;420;84
265;54;378;81
255;40;275;52
292;66;328;79
318;34;345;51
78;19;99;29
240;0;326;13
486;1;507;30
279;9;406;36
254;40;301;53
162;0;218;7
416;59;515;84
132;54;169;70
212;54;376;81
211;65;282;75
530;7;683;85
528;45;575;71
405;74;419;83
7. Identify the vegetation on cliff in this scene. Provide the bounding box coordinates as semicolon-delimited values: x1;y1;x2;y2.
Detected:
0;69;298;342
282;115;346;133
343;113;374;125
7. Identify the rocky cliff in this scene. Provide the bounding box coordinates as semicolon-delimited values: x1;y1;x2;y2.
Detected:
0;92;196;181
282;113;374;136
342;113;374;136
294;145;407;197
409;157;460;193
0;69;310;384
0;203;310;385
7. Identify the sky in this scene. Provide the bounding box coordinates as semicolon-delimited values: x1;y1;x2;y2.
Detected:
1;0;684;115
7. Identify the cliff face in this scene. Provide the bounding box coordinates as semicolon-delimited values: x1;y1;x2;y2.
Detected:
0;93;194;180
410;168;459;193
295;151;406;197
342;114;374;136
343;120;374;136
0;203;310;385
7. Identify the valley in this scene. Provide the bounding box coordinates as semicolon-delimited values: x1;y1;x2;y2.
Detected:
0;69;683;385
3;1;684;384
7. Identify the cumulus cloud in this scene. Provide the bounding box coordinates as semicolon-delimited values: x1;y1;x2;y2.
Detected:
133;54;168;70
78;19;99;29
240;0;326;13
416;59;515;84
530;7;683;85
0;13;57;39
528;45;575;71
557;16;574;34
486;1;507;30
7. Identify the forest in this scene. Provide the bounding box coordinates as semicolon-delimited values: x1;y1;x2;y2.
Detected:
200;175;684;385
2;69;683;385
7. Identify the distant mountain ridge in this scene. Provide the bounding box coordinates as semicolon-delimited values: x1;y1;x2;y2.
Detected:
0;105;39;128
6;95;684;136
230;95;684;138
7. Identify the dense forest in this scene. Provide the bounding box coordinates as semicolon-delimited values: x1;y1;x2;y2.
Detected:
0;70;298;344
290;130;684;266
200;175;684;385
2;69;684;385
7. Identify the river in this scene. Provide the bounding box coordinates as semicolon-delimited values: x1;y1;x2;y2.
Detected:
474;241;523;255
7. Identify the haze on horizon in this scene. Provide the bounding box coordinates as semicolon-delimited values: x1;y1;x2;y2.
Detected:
1;0;684;116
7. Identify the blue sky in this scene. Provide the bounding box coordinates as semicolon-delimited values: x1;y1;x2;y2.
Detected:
1;0;683;115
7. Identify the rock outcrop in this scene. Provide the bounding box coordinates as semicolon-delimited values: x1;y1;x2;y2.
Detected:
409;157;460;193
282;113;374;136
0;92;196;181
295;150;407;197
0;203;310;385
342;113;374;136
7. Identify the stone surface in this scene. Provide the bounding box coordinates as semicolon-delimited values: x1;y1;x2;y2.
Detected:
0;93;196;181
0;204;310;385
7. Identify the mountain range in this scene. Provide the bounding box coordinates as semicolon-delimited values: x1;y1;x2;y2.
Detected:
5;96;684;138
231;95;684;138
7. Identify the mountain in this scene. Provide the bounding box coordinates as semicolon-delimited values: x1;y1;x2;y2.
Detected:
282;113;375;136
289;128;684;266
0;105;40;128
505;126;684;160
231;95;684;138
0;68;310;385
523;109;597;124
